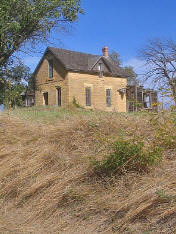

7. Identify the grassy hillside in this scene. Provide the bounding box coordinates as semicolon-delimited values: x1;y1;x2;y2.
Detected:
0;107;176;233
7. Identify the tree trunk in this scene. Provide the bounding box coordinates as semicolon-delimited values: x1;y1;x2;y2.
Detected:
170;84;176;106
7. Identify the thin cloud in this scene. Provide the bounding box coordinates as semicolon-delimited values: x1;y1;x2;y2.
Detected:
124;58;146;75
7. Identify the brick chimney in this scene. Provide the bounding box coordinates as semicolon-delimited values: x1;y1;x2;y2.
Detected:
102;46;109;57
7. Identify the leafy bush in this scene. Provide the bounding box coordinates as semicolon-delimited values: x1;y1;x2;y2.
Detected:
72;97;81;108
91;139;162;176
4;84;24;108
151;113;176;149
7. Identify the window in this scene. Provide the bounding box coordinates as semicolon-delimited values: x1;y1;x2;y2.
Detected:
57;87;61;106
98;63;102;71
106;89;111;107
48;59;53;78
98;63;103;77
43;92;48;105
85;87;91;106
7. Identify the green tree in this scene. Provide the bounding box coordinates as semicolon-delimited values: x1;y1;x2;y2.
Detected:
0;78;5;104
110;51;138;85
109;50;122;66
1;63;31;107
4;83;25;108
0;0;83;68
6;62;31;85
28;74;37;93
124;66;138;86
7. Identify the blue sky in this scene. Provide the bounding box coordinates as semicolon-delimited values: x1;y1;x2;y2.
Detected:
21;0;176;82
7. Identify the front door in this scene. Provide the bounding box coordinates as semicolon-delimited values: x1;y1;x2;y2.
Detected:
43;92;48;105
57;87;61;106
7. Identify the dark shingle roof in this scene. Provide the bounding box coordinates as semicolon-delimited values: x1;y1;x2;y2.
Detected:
48;47;127;78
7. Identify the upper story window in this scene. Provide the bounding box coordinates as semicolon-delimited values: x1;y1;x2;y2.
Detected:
48;59;53;78
106;89;111;107
85;87;91;106
98;63;102;71
98;63;103;77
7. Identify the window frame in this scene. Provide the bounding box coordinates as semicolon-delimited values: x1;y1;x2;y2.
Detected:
85;87;91;106
98;63;102;71
57;87;61;106
98;63;103;77
43;92;48;106
48;59;53;78
106;89;112;107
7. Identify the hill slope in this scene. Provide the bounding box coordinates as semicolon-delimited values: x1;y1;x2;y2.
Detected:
0;107;176;233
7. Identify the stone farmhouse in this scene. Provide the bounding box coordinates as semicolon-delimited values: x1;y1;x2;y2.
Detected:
33;47;128;112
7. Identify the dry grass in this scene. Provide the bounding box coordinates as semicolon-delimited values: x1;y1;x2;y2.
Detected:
0;107;176;233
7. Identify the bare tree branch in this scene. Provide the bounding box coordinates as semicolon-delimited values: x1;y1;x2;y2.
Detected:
140;39;176;105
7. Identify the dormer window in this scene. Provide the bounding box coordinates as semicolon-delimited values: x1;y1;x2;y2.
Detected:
48;59;53;78
98;63;103;77
98;63;102;71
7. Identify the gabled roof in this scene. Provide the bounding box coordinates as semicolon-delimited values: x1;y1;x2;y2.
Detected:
34;47;128;78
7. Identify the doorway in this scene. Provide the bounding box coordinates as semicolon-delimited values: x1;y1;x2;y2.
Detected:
43;92;48;106
57;87;61;106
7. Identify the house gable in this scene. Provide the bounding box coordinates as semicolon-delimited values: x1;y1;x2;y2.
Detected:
34;50;67;85
90;57;111;73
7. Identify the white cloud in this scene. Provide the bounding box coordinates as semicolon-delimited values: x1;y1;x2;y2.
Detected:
124;58;146;76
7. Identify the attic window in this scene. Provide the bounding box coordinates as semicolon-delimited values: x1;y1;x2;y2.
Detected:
98;63;103;77
48;59;53;78
98;63;102;71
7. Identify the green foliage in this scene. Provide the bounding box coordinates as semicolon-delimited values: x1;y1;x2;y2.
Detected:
109;51;122;66
72;97;81;108
156;189;175;203
91;139;162;176
109;51;138;85
170;105;176;111
0;78;5;104
128;98;143;109
28;75;37;92
124;66;138;85
1;63;30;107
0;0;83;68
4;84;25;108
6;62;31;84
151;113;176;149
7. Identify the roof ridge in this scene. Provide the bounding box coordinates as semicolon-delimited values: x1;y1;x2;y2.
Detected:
48;47;100;57
32;47;128;78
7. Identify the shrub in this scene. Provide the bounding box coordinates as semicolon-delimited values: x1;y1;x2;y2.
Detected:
151;113;176;149
91;139;162;176
72;97;81;108
156;189;175;203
